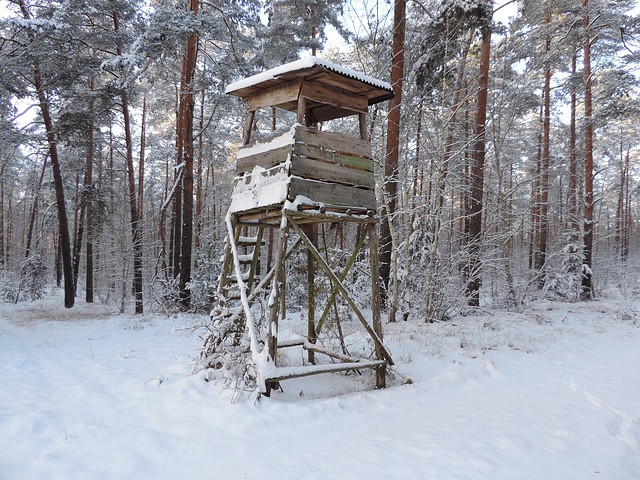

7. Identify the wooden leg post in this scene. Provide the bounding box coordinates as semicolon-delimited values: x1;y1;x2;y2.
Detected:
266;219;289;394
302;224;316;364
246;226;264;294
368;223;386;388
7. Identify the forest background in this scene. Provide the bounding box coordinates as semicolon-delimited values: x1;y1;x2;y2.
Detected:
0;0;639;323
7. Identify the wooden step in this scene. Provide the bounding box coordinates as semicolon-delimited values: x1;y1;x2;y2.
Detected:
238;235;263;246
225;270;251;283
237;253;255;264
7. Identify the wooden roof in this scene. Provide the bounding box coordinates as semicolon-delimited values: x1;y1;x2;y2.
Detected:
226;57;394;120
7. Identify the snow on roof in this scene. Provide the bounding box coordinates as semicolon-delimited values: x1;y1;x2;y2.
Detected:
225;56;392;95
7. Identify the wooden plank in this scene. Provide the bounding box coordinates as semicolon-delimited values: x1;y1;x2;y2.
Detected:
277;337;306;348
300;81;368;113
282;209;378;224
237;213;283;224
303;340;367;364
247;79;302;112
264;360;387;382
293;143;373;171
308;105;360;123
238;235;263;246
295;126;371;158
289;177;376;210
237;144;292;173
290;155;374;188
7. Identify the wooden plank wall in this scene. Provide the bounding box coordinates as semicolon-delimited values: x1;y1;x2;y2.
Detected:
235;126;376;210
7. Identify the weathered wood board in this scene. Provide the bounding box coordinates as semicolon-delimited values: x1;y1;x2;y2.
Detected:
289;155;374;188
300;81;368;113
234;126;376;210
247;79;302;112
237;144;293;173
293;143;373;171
295;127;371;158
289;176;376;210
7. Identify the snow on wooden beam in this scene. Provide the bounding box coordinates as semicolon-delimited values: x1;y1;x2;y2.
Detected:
264;360;387;383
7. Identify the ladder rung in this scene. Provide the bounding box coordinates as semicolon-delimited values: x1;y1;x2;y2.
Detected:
238;235;262;246
237;253;254;263
225;271;251;283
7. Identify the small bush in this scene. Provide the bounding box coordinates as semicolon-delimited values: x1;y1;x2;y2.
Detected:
20;253;48;301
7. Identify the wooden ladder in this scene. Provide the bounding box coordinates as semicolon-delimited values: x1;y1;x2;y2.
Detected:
216;226;264;311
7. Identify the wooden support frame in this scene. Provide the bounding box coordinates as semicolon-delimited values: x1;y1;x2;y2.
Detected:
315;231;367;335
359;113;368;141
302;224;316;364
246;226;264;291
288;219;393;367
243;110;255;145
267;219;289;366
368;222;385;388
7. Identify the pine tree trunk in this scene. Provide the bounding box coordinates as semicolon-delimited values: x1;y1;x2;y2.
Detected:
85;90;94;303
178;0;199;310
138;97;146;222
465;24;491;307
56;232;62;287
195;89;204;252
19;0;74;307
569;45;579;241
0;164;4;269
25;157;47;258
380;0;406;311
581;0;594;299
535;23;552;286
113;10;143;313
122;90;144;314
531;105;542;271
72;171;84;295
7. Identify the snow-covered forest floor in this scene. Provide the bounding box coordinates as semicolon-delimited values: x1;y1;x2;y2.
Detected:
2;289;640;479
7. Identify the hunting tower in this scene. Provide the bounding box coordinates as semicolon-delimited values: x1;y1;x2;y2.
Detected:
209;57;394;395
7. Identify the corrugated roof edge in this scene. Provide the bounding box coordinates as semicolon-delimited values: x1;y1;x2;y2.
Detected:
225;56;392;95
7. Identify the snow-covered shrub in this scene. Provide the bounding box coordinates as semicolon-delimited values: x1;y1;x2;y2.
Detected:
20;253;48;301
0;277;19;303
188;234;223;313
544;241;582;300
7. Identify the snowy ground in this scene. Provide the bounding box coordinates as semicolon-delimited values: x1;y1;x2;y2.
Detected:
1;290;640;479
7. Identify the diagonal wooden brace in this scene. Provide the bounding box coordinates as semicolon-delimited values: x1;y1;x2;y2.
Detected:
315;231;367;336
289;219;394;366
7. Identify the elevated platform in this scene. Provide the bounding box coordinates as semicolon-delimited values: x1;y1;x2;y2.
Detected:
229;125;376;222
